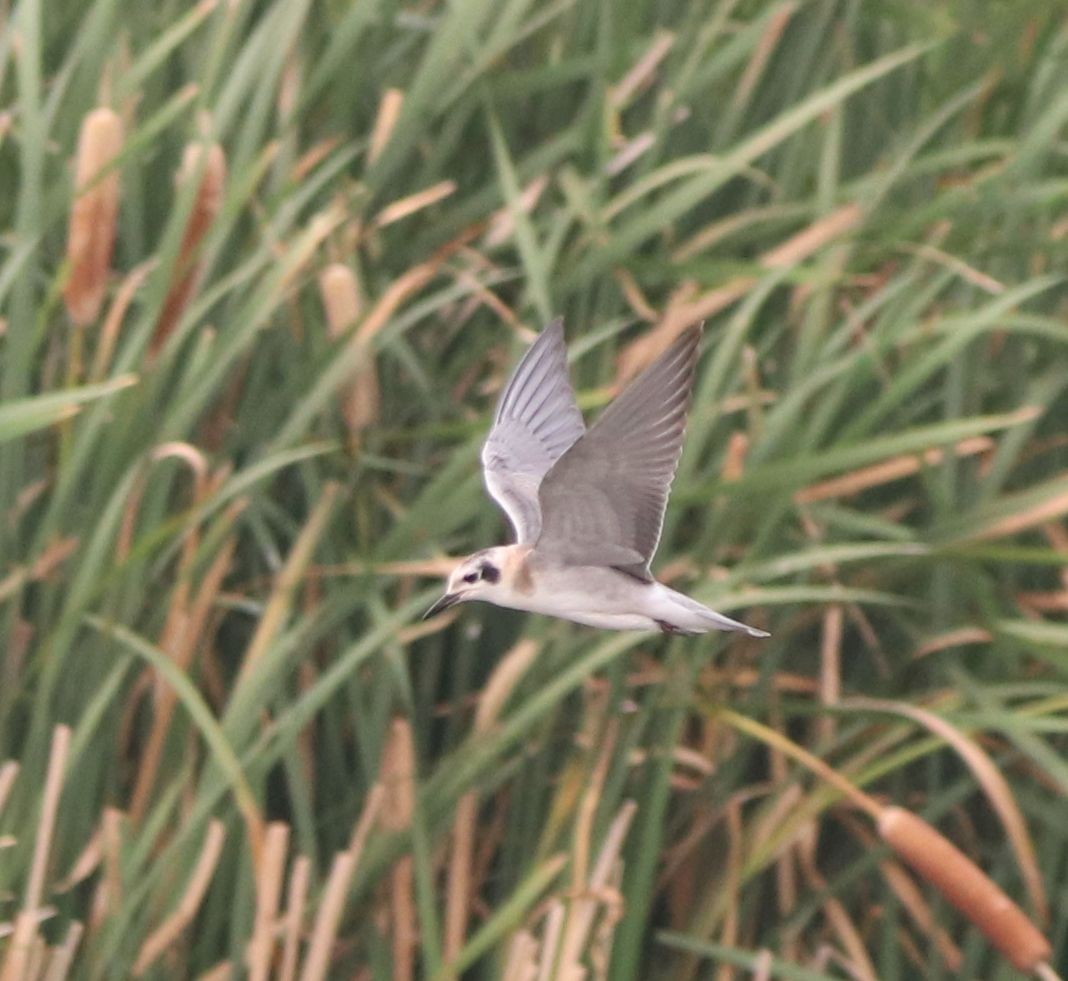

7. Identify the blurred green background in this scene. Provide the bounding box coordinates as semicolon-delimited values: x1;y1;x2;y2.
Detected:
1;0;1067;977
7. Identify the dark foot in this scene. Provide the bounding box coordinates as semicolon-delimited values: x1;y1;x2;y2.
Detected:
656;620;698;636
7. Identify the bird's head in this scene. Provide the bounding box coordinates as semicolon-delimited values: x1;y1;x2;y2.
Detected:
423;547;509;618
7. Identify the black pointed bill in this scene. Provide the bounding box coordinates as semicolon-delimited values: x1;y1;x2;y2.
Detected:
423;592;461;619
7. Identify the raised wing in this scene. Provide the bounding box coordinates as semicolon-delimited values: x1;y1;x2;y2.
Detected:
480;319;586;543
535;326;701;579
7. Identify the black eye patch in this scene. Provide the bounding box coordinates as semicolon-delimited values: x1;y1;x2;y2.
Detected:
462;572;478;584
480;563;500;584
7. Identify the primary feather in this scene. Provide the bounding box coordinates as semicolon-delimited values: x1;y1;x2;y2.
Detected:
534;327;701;579
480;318;585;543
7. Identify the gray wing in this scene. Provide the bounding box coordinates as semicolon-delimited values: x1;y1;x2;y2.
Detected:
535;326;701;580
480;318;586;543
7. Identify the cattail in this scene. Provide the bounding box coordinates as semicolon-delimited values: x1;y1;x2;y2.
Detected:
368;88;404;165
151;141;226;353
318;263;379;434
63;108;123;326
878;807;1051;972
380;718;416;981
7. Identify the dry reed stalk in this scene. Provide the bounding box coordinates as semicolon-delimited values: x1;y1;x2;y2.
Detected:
0;762;17;816
671;209;775;263
196;963;233;981
1041;521;1068;589
715;708;884;820
555;801;636;976
88;808;125;930
731;3;797;112
616;278;754;384
373;181;457;230
298;786;382;981
764;698;799;933
247;822;291;981
904;243;1005;294
751;949;774;981
794;434;1000;503
63;108;123;327
817;603;843;744
42;920;84;981
849;696;1047;924
90;259;155;380
302;844;365;978
797;823;878;981
132;820;226;975
56;824;102;893
151;141;227;353
292;138;340;182
445;640;540;960
607;129;665;177
485;176;548;248
609;29;675;108
130;532;235;822
759;203;861;270
318;264;379;435
370;557;461;577
613;268;658;322
913;627;992;660
534;903;565;981
378;720;417;981
347;783;385;858
234;482;340;688
879;850;963;968
969;485;1068;543
278;855;311;981
715;802;745;981
368;88;404;165
328;226;480;412
502;930;539;981
878;807;1052;972
124;445;215;796
1;725;70;981
720;431;749;482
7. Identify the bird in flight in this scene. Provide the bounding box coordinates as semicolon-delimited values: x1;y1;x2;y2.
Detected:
424;319;768;638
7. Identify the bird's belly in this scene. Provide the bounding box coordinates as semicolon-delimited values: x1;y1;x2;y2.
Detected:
505;563;659;631
554;609;658;631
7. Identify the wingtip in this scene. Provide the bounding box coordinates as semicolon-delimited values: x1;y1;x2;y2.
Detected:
545;316;565;338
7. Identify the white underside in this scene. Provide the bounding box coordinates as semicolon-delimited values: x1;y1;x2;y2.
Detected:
483;563;766;637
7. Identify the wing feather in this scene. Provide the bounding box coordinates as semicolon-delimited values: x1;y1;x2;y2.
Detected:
535;326;701;579
480;319;586;542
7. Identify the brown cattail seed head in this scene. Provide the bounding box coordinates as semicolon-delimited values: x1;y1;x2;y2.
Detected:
64;108;123;326
151;141;227;353
318;264;361;339
879;806;1051;971
379;718;415;832
317;263;379;434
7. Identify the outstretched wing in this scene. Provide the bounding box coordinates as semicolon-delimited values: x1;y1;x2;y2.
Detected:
535;326;701;580
480;319;586;543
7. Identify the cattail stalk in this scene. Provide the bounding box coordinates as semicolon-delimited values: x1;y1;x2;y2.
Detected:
151;142;226;353
446;641;539;960
1;726;70;981
132;821;226;975
380;719;417;981
64;109;123;327
247;822;290;981
879;807;1051;972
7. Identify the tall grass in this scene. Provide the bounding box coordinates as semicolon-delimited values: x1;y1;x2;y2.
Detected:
1;0;1067;977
